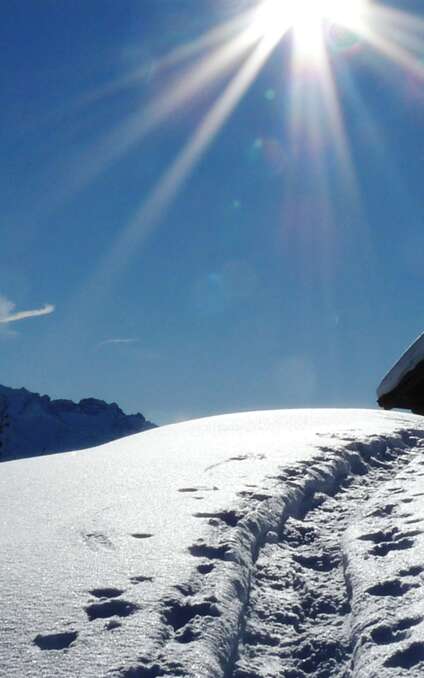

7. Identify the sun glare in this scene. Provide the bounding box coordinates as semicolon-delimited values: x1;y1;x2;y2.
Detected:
256;0;367;57
63;0;424;304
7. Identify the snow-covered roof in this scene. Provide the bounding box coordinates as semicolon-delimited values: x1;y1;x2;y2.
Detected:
377;331;424;400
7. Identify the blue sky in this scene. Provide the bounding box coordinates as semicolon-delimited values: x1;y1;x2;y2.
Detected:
1;0;424;424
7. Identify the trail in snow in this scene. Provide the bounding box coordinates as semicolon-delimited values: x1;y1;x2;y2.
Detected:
112;430;424;678
231;438;424;678
2;411;424;678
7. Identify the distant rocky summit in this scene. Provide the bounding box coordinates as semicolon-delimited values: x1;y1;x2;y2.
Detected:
0;384;156;461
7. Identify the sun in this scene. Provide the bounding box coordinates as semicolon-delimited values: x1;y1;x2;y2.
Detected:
65;0;424;293
255;0;367;57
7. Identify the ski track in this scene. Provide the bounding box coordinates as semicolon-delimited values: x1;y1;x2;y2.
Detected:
110;429;424;678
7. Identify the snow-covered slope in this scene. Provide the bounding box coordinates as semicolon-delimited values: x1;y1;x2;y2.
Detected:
0;384;156;460
1;409;424;677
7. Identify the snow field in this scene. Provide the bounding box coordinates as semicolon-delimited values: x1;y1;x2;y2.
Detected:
1;410;424;677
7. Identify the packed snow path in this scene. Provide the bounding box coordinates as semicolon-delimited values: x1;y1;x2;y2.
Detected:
232;436;424;677
2;410;424;677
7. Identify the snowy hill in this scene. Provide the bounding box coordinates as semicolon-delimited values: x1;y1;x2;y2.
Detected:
2;409;424;677
0;384;156;461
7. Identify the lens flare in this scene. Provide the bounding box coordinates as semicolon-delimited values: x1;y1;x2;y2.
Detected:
61;0;424;324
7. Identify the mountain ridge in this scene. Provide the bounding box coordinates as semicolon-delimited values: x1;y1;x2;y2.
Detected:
0;383;156;461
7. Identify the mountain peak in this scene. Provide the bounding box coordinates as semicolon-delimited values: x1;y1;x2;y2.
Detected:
0;384;156;461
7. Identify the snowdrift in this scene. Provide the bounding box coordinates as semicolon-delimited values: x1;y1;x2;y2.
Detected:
1;409;424;677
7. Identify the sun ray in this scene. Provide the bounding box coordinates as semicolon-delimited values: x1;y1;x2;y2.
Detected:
90;35;284;287
61;0;424;202
289;22;357;190
59;0;424;324
58;0;424;217
157;6;259;68
53;15;277;210
357;4;424;78
286;44;360;265
368;4;424;38
63;34;283;325
73;8;259;111
317;47;360;194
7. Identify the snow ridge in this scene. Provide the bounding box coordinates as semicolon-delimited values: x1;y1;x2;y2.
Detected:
114;429;424;678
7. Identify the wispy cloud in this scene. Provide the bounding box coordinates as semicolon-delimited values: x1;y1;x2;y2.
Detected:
98;338;139;347
96;338;159;361
0;296;55;324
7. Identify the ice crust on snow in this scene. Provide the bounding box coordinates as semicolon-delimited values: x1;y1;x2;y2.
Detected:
0;383;155;460
377;332;424;399
1;409;424;677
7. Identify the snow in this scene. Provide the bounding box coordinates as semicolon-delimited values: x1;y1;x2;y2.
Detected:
344;443;424;677
377;332;424;400
0;384;155;460
1;408;424;677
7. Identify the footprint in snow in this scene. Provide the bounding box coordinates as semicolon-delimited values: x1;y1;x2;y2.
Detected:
193;510;242;527
367;503;396;518
372;538;417;557
33;631;78;651
398;565;424;577
81;531;114;551
130;575;154;585
131;533;154;540
188;541;234;561
85;599;140;621
358;527;422;557
89;587;125;599
178;486;219;493
293;551;339;573
163;597;221;633
371;617;422;645
366;579;418;598
197;562;215;575
385;642;424;669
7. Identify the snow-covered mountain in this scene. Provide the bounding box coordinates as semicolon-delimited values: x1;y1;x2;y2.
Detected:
0;384;156;461
2;408;424;677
